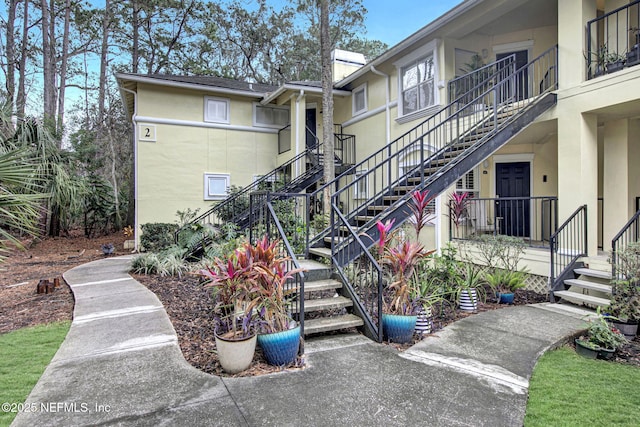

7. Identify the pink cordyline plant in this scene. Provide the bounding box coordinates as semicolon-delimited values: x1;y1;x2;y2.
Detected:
375;218;395;257
450;191;470;229
409;189;434;240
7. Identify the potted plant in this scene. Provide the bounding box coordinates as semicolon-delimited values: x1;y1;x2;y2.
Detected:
575;308;627;360
608;242;640;338
380;240;430;343
199;248;261;374
250;236;305;366
626;28;640;66
453;263;489;312
486;269;527;304
605;51;626;73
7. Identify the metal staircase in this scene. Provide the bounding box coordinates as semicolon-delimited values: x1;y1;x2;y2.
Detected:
175;130;355;247
320;46;559;340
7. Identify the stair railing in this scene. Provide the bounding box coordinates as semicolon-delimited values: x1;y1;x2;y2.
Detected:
328;46;558;264
248;191;306;342
448;54;516;106
611;209;640;279
331;203;383;342
549;205;587;297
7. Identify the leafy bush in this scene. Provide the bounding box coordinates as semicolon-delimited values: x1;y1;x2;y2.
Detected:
130;246;189;277
140;222;178;252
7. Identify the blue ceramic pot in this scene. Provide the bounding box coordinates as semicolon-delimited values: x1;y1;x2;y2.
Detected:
498;292;515;304
258;326;300;366
382;313;417;343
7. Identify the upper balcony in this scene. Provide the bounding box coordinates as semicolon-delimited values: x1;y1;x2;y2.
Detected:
586;0;640;80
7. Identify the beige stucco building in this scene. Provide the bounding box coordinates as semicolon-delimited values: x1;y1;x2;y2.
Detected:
118;0;640;299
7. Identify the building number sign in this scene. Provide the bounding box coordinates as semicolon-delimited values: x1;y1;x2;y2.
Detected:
138;124;157;142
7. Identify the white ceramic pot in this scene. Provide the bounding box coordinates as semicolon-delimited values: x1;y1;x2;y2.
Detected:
215;333;257;374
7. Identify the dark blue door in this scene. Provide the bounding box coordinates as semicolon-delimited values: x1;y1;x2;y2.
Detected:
496;162;530;237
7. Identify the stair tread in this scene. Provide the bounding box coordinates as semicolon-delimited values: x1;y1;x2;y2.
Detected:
574;268;612;280
308;247;331;258
294;296;353;313
553;290;611;307
564;279;612;294
303;279;343;292
304;314;364;335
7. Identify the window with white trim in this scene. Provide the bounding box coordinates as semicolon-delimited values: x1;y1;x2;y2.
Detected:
354;169;368;199
352;83;367;116
204;173;230;200
254;103;289;128
456;169;478;198
395;40;439;119
204;96;230;124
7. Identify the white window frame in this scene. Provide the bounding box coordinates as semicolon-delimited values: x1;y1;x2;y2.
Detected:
204;96;230;124
394;39;440;121
253;103;290;129
354;169;368;199
204;173;230;201
352;83;368;116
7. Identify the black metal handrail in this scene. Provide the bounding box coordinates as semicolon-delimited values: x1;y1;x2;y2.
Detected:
329;46;558;264
248;191;306;344
450;196;558;248
586;0;640;79
331;203;383;342
549;205;587;295
448;54;516;105
611;209;640;279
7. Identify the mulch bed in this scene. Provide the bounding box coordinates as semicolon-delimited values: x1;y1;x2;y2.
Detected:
1;232;638;375
0;230;127;334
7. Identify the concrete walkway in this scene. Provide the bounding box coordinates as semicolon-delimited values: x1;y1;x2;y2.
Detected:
12;256;589;427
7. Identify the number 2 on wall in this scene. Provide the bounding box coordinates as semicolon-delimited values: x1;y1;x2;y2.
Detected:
138;124;156;142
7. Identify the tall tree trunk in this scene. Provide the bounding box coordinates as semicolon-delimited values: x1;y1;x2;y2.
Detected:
132;0;140;73
320;0;334;216
17;0;29;117
5;0;17;112
40;0;56;125
98;0;110;125
56;0;71;133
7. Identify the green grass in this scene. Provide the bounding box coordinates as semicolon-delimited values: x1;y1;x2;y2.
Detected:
0;321;70;427
525;346;640;426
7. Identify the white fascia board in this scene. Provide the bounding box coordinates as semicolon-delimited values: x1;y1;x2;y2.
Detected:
114;73;267;98
261;84;352;105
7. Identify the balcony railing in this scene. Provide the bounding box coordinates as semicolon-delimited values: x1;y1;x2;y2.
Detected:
586;0;640;79
449;196;558;248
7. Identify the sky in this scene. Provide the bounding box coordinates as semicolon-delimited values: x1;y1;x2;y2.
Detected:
363;0;463;46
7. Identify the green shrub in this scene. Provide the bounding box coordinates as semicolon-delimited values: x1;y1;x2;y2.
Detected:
140;223;178;252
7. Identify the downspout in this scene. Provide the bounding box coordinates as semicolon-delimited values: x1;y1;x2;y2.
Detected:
121;87;139;252
295;90;305;177
370;66;390;144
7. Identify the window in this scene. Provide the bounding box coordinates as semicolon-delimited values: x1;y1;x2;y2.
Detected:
354;169;368;199
456;169;478;197
204;97;230;124
254;104;289;128
204;173;230;200
352;83;367;116
401;55;435;115
395;40;439;119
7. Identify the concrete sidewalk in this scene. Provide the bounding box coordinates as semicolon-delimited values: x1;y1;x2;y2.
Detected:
12;257;588;426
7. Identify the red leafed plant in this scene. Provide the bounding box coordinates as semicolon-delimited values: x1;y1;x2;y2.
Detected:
449;191;470;229
408;189;435;240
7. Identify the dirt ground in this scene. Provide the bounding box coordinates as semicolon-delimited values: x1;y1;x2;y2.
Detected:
0;230;128;334
1;232;638;375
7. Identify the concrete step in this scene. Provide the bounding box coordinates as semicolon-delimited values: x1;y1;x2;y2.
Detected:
304;314;364;335
308;246;331;259
574;268;612;281
564;279;612;295
553;290;611;308
294;296;353;313
303;279;342;293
